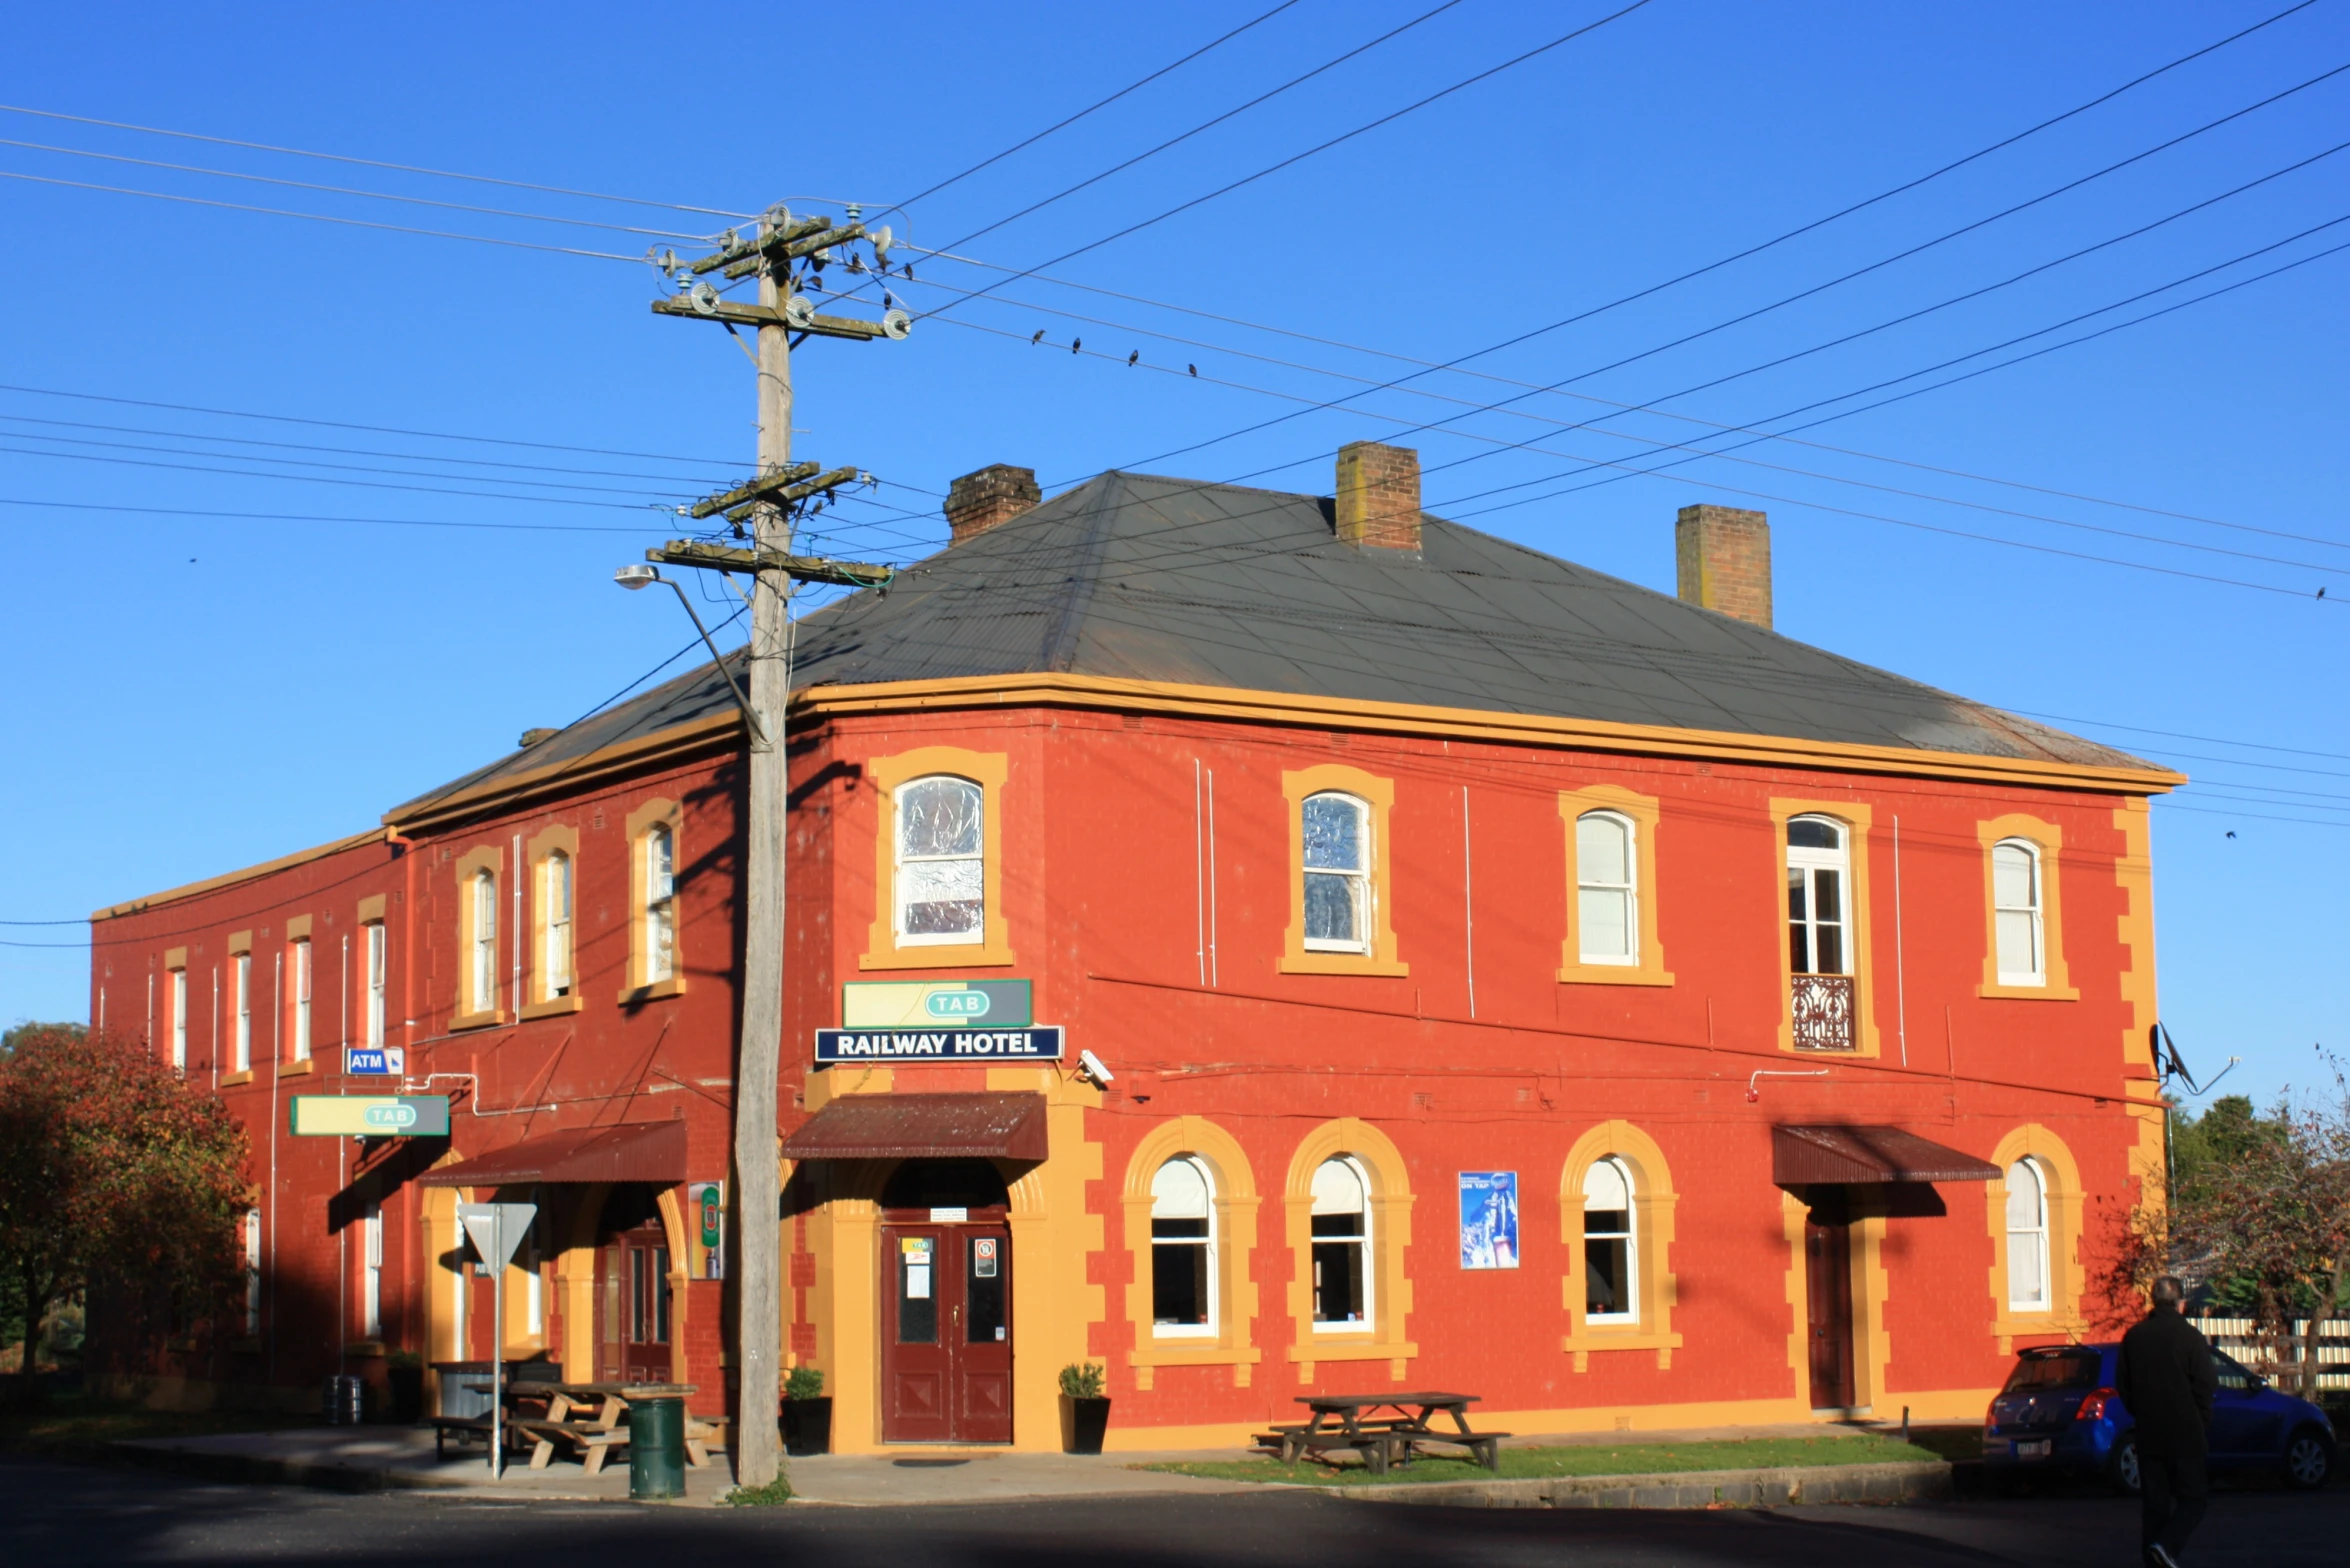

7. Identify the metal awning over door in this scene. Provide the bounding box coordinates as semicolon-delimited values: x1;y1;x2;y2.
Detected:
779;1092;1047;1162
417;1119;688;1186
1772;1124;2001;1186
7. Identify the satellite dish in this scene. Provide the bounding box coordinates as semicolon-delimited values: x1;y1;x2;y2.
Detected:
689;282;720;316
881;308;912;340
784;294;816;328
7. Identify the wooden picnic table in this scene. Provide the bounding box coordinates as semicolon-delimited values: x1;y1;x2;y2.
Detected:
504;1381;720;1475
1257;1391;1508;1475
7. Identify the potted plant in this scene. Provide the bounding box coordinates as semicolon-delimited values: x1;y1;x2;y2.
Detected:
1059;1362;1110;1455
781;1364;831;1456
385;1350;425;1425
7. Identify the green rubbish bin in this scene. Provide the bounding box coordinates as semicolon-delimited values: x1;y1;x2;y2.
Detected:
628;1396;686;1501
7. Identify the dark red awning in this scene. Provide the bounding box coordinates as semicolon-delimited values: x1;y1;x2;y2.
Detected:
418;1119;687;1187
780;1091;1047;1162
1772;1124;2001;1186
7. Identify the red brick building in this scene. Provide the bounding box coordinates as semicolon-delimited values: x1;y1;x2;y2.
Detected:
90;443;2178;1449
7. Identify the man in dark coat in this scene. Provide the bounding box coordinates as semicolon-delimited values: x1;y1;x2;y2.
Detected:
2115;1275;2217;1567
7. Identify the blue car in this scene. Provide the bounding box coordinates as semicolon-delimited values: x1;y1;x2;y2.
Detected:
1984;1342;2336;1493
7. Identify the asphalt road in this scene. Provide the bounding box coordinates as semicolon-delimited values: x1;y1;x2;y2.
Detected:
2;1458;2341;1567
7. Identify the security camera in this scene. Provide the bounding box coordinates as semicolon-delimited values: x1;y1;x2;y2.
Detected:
1077;1049;1114;1086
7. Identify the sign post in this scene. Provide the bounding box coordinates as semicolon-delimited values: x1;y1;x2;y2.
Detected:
455;1201;537;1478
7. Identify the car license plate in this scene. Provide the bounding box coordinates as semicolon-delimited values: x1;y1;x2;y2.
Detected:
2018;1439;2052;1459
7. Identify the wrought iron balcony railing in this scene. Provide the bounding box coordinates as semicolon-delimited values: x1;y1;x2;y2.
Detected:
1791;973;1857;1052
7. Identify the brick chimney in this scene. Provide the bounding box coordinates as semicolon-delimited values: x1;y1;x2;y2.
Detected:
944;464;1042;543
1334;441;1422;551
1675;504;1772;628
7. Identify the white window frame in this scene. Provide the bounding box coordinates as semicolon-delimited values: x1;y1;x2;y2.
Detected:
2006;1158;2051;1312
644;825;677;982
364;922;386;1049
243;1207;263;1334
1992;838;2045;986
1785;815;1851;976
1301;791;1372;954
1582;1156;1639;1325
1575;810;1640;965
233;953;252;1072
291;938;312;1062
169;967;187;1073
1309;1155;1374;1332
542;850;573;999
471;868;499;1013
893;775;986;947
1149;1156;1218;1339
361;1201;383;1339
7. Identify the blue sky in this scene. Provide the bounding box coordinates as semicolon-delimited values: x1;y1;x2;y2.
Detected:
2;1;2342;1108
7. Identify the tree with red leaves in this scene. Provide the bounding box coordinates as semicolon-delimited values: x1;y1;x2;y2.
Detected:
0;1024;250;1391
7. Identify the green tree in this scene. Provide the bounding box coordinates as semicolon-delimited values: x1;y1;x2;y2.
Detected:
0;1026;249;1393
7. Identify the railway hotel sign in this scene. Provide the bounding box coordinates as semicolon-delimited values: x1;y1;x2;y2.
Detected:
818;980;1062;1064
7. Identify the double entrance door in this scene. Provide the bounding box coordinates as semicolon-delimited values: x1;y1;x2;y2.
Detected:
879;1222;1012;1443
596;1207;672;1385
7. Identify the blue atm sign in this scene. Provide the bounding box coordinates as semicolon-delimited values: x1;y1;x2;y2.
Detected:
345;1046;405;1077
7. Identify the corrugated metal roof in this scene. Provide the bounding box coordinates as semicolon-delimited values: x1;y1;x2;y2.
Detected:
1772;1124;2002;1185
418;1119;687;1187
395;469;2150;813
780;1091;1048;1162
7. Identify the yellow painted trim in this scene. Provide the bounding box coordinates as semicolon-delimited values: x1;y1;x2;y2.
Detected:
860;748;1015;971
1280;765;1407;977
1850;1195;1892;1413
1281;1118;1415;1376
1558;1122;1682;1369
1119;1117;1263;1384
357;893;387;926
451;844;505;1028
420;1172;468;1379
219;1070;253;1088
227;930;253;956
556;1183;611;1383
525;823;580;1008
1768;798;1880;1058
277;1057;315;1079
995;1066;1107;1446
1984;1125;2088;1350
92;826;388;922
792;673;2185;794
621;798;686;1002
1976;815;2078;999
2114;800;2167;1210
163;946;187;970
1556;785;1674;986
656;1186;691;1387
284;914;313;941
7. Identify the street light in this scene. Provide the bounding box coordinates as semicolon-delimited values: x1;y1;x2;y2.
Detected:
614;564;764;744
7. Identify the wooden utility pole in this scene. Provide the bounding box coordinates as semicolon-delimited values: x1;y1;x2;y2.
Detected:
649;206;906;1490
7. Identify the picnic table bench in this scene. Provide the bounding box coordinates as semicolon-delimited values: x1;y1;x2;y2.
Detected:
506;1381;719;1473
1253;1392;1509;1475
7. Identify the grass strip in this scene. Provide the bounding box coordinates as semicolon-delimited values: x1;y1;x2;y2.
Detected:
1143;1433;1944;1487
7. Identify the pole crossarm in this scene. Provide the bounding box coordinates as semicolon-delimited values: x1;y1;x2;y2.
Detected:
688;214;836;276
649;539;896;587
686;462;820;519
651;294;893;339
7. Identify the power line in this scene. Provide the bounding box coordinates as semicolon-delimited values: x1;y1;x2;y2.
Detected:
0;101;753;218
0;168;648;261
930;0;1467;255
892;0;1306;211
0;496;654;535
0;135;723;240
0;430;706;502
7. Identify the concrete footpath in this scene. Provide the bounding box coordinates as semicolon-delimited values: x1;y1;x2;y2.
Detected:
109;1423;1956;1511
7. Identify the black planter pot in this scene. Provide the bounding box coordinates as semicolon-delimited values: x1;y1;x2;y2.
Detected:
782;1396;833;1456
386;1364;425;1425
1062;1395;1111;1455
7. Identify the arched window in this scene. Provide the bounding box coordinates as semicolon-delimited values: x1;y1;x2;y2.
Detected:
1150;1157;1216;1336
896;775;985;944
1302;792;1370;952
643;826;676;982
1992;839;2044;985
2005;1158;2050;1311
1310;1156;1372;1329
541;849;574;999
1785;816;1849;976
1576;811;1638;964
470;869;498;1012
1582;1157;1637;1323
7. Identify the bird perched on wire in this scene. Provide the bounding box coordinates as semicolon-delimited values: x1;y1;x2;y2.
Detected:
1127;350;1140;367
1188;364;1198;377
1031;329;1045;345
1071;337;1082;354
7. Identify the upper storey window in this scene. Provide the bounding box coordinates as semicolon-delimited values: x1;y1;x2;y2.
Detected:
644;826;676;983
1301;792;1370;953
1575;811;1638;965
470;869;499;1014
1785;815;1856;1053
1992;839;2044;986
896;776;985;945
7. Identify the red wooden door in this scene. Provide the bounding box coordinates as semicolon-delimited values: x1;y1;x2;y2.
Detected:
1805;1218;1855;1410
880;1223;1012;1443
598;1216;671;1384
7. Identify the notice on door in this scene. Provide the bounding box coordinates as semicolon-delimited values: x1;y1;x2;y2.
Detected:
974;1237;999;1279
